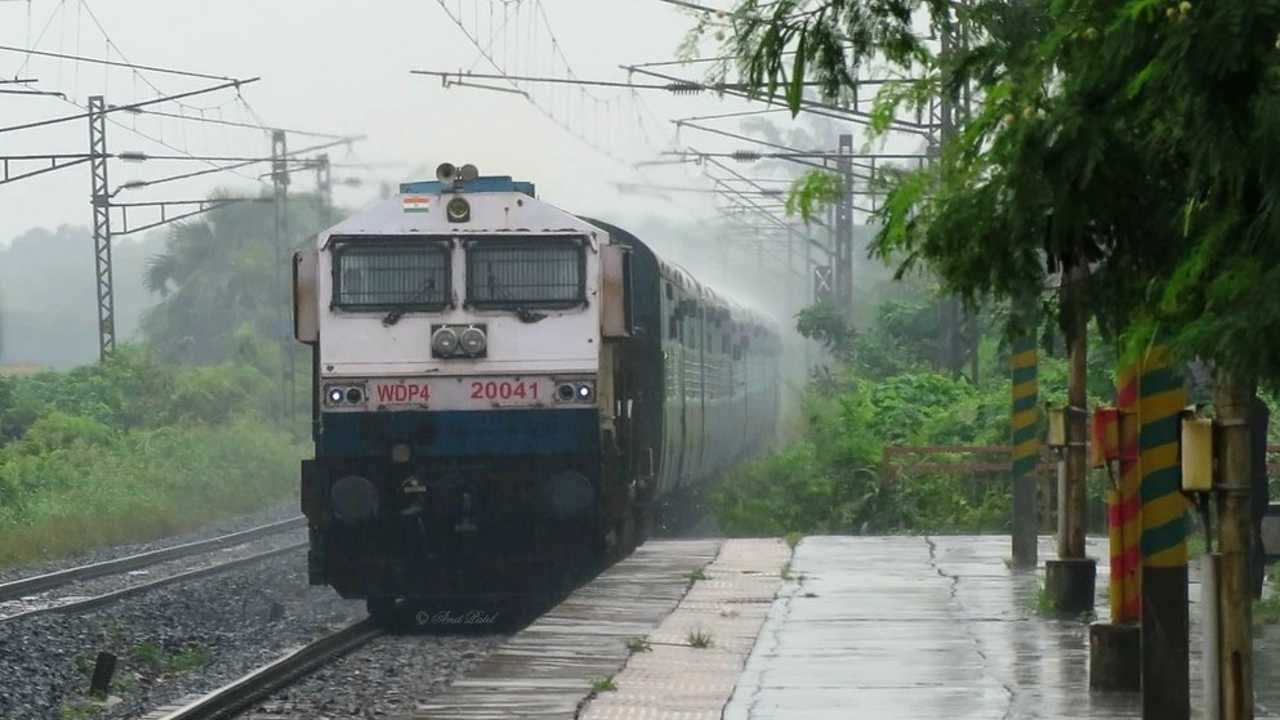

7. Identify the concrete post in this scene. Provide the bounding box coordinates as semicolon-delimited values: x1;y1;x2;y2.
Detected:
1089;362;1141;691
1139;346;1190;720
1011;334;1039;569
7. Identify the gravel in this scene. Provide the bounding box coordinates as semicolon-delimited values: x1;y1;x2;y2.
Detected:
0;530;306;622
246;633;504;718
0;501;301;586
0;547;365;720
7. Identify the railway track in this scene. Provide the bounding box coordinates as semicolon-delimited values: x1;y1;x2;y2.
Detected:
0;515;306;602
0;541;308;623
145;619;384;720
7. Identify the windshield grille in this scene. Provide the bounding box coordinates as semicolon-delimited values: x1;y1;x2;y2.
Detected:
333;242;449;309
466;241;584;306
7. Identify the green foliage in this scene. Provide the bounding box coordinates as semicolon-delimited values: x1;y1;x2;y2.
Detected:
624;637;652;654
130;642;211;675
1033;583;1057;616
686;628;714;649
795;301;855;355
591;675;618;693
726;0;1280;389
141;193;328;368
0;418;301;566
712;368;1019;536
785;171;844;222
58;701;100;720
0;344;301;567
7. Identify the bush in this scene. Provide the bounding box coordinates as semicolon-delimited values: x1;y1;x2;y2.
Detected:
0;419;302;566
0;344;303;567
711;370;1020;536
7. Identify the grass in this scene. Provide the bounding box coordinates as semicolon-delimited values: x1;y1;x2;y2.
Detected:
591;675;618;693
1033;583;1057;616
130;642;211;675
688;567;709;582
0;420;303;568
780;561;805;582
1255;564;1280;626
686;627;714;649
58;701;100;720
624;636;652;654
784;531;803;550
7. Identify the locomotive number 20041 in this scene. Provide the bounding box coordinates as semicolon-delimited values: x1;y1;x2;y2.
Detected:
364;377;571;411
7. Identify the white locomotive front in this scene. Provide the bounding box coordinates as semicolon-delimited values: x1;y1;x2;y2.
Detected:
293;164;781;622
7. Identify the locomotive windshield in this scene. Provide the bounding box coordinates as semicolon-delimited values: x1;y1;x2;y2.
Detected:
465;238;585;307
332;238;450;311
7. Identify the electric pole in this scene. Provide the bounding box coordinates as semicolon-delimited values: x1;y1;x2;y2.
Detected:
271;130;292;422
834;133;854;318
88;96;115;361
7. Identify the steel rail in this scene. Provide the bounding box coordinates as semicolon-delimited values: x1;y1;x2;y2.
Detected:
0;542;307;625
0;516;305;602
152;619;383;720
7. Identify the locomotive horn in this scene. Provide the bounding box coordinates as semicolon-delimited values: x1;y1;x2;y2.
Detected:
435;162;457;183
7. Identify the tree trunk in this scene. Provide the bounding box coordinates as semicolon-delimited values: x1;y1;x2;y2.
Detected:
1062;262;1088;559
1215;370;1254;720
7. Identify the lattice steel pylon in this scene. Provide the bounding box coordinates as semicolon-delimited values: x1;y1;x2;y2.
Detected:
89;95;115;360
834;133;854;316
272;129;293;421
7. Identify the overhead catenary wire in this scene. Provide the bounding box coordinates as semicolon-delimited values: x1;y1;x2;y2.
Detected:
0;77;259;135
109;135;363;196
0;44;238;82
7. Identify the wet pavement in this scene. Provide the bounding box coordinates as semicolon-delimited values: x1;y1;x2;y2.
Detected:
581;538;789;720
414;539;720;719
724;535;1280;720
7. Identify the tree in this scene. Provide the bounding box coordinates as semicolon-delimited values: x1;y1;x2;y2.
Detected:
141;190;330;367
726;1;1280;717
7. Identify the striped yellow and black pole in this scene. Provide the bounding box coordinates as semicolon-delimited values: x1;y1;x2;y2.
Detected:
1138;344;1190;720
1011;334;1040;568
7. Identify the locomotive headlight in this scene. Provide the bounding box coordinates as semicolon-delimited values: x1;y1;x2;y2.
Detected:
459;326;487;355
346;387;364;404
446;196;471;223
557;384;576;402
431;326;460;356
327;386;345;405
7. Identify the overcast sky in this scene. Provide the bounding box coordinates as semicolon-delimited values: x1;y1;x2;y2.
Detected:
0;0;881;246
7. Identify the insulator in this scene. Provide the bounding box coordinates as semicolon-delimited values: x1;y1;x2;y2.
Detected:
730;150;762;163
665;82;704;95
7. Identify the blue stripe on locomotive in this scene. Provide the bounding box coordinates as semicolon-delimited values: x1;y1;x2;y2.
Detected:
318;408;599;459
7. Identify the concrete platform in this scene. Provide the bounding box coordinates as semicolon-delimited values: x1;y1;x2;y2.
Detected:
724;535;1280;720
405;535;1280;719
413;539;720;719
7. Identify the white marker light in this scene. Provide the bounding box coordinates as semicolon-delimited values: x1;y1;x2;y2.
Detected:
328;387;345;404
459;326;487;355
577;384;593;401
431;327;460;356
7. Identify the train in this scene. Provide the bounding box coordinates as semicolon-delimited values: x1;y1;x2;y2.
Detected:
291;164;781;621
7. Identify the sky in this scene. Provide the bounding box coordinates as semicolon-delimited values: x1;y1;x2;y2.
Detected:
0;0;898;248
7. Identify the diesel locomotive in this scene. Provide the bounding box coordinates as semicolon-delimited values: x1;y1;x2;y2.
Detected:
292;164;780;619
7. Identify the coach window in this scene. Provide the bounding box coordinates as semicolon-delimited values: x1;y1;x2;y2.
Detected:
465;237;586;308
331;237;450;311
